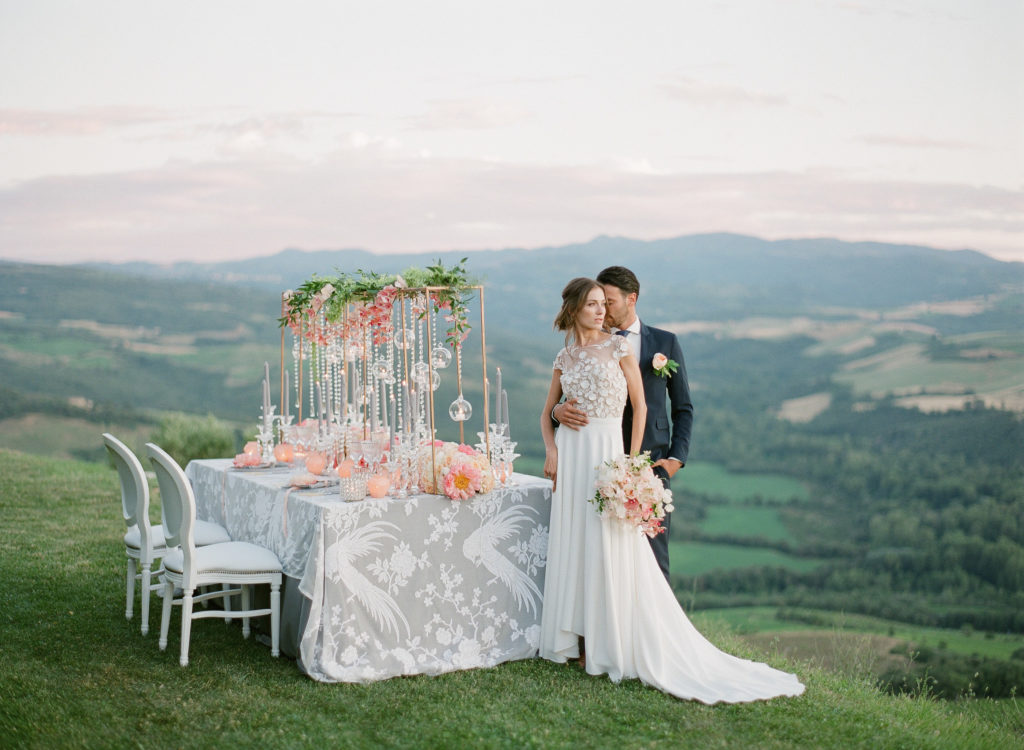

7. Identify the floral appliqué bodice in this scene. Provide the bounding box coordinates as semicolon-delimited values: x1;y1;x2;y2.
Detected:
553;336;631;419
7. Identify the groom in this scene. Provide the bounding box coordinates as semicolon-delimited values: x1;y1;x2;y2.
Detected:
553;266;693;582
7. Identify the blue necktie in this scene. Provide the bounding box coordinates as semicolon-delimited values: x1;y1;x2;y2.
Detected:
614;329;628;337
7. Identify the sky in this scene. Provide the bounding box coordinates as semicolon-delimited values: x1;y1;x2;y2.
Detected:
0;0;1021;265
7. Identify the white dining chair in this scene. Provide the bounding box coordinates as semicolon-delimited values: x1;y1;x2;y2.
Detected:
146;443;282;667
103;433;232;635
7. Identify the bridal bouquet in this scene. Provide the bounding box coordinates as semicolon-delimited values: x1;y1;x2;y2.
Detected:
418;440;495;500
590;452;674;537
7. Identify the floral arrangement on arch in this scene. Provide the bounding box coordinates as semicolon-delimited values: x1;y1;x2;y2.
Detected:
279;258;476;348
417;440;495;500
590;452;674;537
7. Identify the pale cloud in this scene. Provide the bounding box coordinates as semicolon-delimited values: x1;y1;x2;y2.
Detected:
0;106;180;136
1;152;1020;264
410;98;532;130
659;75;789;108
857;134;979;150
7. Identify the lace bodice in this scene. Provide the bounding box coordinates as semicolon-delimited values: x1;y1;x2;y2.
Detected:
553;336;631;419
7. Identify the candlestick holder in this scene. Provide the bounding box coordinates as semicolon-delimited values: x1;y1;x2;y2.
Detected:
256;405;277;464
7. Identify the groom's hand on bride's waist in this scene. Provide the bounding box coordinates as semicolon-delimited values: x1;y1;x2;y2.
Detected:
553;399;589;430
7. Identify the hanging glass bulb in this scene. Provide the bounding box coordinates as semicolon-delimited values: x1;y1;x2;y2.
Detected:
429;368;441;391
448;394;472;422
395;330;414;350
373;358;395;384
430;346;452;369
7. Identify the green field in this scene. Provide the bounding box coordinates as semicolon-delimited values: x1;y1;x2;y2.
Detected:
0;414;154;461
696;607;1024;661
697;505;795;543
681;461;809;503
835;342;1024;396
669;542;823;576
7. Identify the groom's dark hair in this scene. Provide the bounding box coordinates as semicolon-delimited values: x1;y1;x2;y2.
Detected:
597;266;640;298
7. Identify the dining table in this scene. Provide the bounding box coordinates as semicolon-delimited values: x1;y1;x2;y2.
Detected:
185;459;552;683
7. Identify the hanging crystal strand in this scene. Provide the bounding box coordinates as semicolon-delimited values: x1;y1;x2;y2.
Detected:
431;295;452;369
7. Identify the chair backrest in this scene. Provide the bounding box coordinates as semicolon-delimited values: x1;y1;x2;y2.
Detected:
145;443;197;584
103;433;155;550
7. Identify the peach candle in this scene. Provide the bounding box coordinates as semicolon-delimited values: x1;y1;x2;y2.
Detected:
366;473;390;498
274;443;295;463
305;452;327;475
337;457;355;478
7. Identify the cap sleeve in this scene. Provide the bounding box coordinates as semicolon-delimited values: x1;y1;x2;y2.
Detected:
553;347;570;371
612;335;631;361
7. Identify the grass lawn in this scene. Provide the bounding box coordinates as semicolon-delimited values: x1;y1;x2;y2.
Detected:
1;449;1021;749
669;542;824;577
681;461;809;503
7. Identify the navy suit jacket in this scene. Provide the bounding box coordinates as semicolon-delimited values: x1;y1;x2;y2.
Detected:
621;322;693;470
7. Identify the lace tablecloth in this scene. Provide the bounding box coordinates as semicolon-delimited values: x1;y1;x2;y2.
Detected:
185;459;552;682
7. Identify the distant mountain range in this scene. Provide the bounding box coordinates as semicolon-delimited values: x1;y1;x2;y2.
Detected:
80;234;1023;327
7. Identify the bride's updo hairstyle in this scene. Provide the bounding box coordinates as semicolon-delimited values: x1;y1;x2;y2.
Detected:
554;277;602;345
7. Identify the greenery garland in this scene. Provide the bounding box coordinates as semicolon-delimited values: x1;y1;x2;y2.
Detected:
279;258;477;347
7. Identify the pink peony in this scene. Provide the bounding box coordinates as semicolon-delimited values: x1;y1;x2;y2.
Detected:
443;461;482;501
456;444;477;456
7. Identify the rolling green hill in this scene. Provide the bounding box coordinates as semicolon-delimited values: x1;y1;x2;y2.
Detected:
2;237;1023;657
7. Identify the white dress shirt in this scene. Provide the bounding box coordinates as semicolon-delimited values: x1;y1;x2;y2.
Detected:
613;318;642;359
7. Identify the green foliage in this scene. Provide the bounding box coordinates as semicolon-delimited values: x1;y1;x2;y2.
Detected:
880;648;1024;699
151;412;234;465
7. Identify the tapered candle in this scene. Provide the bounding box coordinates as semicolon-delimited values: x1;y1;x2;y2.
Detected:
325;374;333;424
264;361;271;415
403;382;411;432
495;367;502;426
316;382;324;434
502;389;510;436
371;383;379;433
283;369;289;417
382;386;389;437
389;394;396;448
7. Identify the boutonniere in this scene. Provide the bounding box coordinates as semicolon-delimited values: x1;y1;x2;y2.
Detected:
651;352;679;378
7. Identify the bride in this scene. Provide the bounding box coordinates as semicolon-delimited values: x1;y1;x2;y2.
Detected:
538;277;804;704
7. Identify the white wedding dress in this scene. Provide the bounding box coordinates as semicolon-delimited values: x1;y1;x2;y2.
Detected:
539;335;805;704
